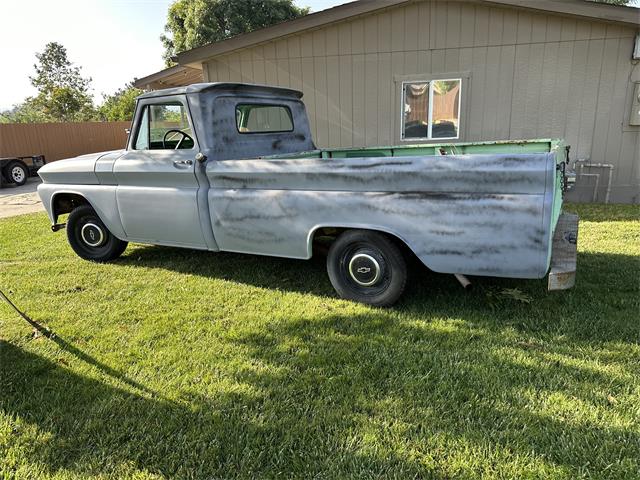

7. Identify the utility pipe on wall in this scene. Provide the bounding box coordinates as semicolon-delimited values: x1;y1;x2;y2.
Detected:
575;160;615;204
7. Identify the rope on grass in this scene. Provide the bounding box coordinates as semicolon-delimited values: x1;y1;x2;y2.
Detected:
0;289;54;338
0;288;166;398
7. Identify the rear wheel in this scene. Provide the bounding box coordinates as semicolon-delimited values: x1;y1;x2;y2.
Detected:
67;205;127;261
327;230;407;307
6;161;28;186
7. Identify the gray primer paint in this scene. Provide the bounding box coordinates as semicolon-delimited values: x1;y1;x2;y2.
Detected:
189;86;315;160
38;83;560;280
206;153;556;278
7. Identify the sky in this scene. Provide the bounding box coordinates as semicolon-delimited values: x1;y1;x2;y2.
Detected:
0;0;344;111
0;0;638;111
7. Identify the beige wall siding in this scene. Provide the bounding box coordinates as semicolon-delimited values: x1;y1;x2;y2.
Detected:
204;0;640;203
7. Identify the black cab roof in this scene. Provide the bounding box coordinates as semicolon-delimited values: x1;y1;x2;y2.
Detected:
136;82;303;100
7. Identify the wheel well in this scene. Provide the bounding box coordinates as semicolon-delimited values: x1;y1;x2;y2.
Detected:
52;193;90;220
310;227;414;258
8;160;27;169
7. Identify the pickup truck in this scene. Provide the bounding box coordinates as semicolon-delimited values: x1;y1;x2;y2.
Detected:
37;83;578;306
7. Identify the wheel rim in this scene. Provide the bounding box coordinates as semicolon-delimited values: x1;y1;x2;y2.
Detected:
348;253;381;286
80;222;106;247
340;243;391;296
11;166;25;183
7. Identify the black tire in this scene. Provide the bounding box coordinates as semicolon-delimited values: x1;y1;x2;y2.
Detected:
67;205;128;262
6;161;28;186
327;230;407;307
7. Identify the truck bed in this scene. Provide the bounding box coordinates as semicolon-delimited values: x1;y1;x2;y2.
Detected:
267;138;566;235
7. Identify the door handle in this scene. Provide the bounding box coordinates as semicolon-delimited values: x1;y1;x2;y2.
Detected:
173;159;193;166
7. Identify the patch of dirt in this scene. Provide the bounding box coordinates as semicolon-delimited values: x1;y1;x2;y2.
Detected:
0;178;44;219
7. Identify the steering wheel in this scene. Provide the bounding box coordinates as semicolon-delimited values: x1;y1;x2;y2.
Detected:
163;129;193;150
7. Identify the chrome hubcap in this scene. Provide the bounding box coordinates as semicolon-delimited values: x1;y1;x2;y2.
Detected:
348;253;381;286
81;223;105;247
11;166;25;182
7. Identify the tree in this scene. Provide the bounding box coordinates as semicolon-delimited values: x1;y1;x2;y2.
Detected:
32;85;96;122
97;83;143;121
29;42;96;122
30;42;92;95
161;0;309;64
1;42;96;123
0;100;49;124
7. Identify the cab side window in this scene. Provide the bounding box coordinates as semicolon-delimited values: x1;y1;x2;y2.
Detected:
134;103;194;150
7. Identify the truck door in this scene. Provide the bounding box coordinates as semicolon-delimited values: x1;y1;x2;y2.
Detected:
113;96;207;248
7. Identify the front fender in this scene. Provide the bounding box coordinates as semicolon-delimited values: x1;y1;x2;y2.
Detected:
38;184;127;240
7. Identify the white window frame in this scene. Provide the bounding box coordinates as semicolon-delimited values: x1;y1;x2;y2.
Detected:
400;78;462;142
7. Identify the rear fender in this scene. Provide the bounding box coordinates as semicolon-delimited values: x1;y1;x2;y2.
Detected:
307;223;414;259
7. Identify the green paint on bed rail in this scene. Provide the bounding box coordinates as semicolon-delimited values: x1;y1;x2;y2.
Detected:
267;139;566;160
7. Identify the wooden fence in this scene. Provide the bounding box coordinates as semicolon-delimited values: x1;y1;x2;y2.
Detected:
0;122;130;162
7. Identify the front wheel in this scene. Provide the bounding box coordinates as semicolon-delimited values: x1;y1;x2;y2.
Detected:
327;230;407;307
67;205;128;262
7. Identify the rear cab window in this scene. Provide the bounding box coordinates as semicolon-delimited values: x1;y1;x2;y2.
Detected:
235;104;293;133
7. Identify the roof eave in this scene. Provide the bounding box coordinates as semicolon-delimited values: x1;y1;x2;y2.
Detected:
484;0;640;26
133;65;203;90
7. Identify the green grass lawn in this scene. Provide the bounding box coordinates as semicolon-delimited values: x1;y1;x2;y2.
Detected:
1;204;639;479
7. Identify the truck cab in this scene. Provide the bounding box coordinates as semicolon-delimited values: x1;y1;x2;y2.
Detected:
95;84;316;249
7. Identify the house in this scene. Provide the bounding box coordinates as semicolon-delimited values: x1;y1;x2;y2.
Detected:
134;0;640;203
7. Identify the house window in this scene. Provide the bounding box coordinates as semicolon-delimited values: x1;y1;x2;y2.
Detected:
401;79;461;141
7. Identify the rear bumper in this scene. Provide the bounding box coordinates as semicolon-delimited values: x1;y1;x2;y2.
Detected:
548;212;579;290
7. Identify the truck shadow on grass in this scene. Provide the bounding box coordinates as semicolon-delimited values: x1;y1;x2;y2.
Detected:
5;237;634;476
2;301;639;478
3;209;638;477
119;244;639;344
